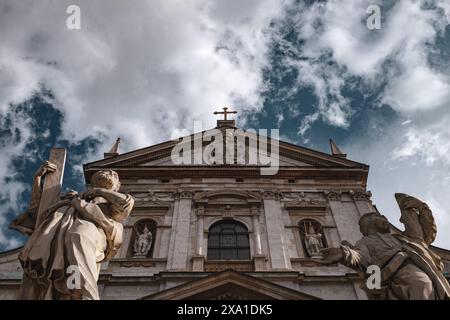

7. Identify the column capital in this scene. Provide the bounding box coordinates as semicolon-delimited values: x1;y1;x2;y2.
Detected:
176;190;193;199
196;205;205;216
349;189;372;201
323;190;342;201
262;190;281;200
251;205;261;216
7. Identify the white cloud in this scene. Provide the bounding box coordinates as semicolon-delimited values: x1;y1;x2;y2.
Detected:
1;0;450;251
0;0;289;249
383;67;450;112
282;0;450;129
298;112;319;136
0;0;288;150
0;110;35;248
391;115;450;166
283;0;450;247
345;122;450;248
276;113;284;127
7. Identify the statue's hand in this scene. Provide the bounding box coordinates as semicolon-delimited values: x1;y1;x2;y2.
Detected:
60;189;78;200
320;247;343;264
34;161;57;178
79;187;103;200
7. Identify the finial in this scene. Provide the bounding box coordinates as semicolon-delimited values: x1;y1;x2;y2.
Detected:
104;137;121;159
329;139;347;158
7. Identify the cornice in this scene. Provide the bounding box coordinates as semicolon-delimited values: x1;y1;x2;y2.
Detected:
84;166;369;186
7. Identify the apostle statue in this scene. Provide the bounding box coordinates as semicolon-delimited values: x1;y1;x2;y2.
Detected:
321;193;450;300
133;224;153;257
9;161;134;300
304;223;323;258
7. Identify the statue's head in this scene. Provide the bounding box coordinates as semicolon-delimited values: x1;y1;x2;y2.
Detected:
308;225;315;234
143;225;149;234
90;170;121;191
359;212;390;236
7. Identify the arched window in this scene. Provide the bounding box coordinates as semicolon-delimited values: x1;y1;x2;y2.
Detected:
207;220;250;260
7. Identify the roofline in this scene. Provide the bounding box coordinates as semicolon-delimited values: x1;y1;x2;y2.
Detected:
83;126;369;169
0;246;22;257
83;166;369;187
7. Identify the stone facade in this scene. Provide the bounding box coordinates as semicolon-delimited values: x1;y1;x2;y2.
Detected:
0;121;449;299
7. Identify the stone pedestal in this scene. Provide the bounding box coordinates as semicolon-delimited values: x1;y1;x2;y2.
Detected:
262;192;292;270
167;191;193;271
253;255;267;271
192;255;205;271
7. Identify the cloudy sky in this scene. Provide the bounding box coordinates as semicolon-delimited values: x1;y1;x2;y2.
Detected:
0;0;449;250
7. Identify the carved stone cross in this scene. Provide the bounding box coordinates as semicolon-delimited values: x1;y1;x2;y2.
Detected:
36;147;66;227
213;107;237;121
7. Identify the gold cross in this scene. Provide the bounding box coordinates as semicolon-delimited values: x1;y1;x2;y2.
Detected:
213;107;237;121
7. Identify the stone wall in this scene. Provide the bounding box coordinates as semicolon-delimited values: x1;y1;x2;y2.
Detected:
1;176;448;299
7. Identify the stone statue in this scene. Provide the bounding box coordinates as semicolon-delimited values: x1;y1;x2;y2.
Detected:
321;193;450;300
305;223;323;258
9;161;134;300
133;224;153;257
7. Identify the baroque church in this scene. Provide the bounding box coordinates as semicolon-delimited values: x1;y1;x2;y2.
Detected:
0;110;449;300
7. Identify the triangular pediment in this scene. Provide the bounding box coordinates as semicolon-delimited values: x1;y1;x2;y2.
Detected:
84;126;367;170
139;270;319;300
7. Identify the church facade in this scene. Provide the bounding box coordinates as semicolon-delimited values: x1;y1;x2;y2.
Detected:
0;117;449;300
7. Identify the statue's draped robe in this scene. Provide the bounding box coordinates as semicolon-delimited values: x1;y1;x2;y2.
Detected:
306;234;322;255
341;232;450;300
18;195;134;300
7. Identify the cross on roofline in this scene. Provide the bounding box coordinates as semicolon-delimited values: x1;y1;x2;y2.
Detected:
213;107;237;121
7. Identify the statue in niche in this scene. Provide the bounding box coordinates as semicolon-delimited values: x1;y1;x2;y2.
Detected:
301;220;324;258
305;224;323;257
9;160;134;300
133;224;153;257
321;193;450;300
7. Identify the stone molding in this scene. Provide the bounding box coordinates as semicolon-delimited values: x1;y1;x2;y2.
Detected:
130;191;173;208
176;190;193;199
282;192;327;208
323;190;342;201
193;190;261;202
349;189;372;201
261;190;282;200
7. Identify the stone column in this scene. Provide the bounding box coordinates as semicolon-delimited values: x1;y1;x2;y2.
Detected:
196;206;205;255
192;206;205;271
262;191;291;270
350;190;375;217
252;206;267;271
251;206;262;255
117;226;133;258
167;191;193;271
325;190;362;245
